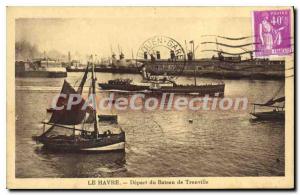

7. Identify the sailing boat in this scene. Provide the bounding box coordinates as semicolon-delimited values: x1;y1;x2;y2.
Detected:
33;61;125;152
250;85;285;121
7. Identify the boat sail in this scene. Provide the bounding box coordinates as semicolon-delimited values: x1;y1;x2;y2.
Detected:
250;85;285;121
33;62;125;152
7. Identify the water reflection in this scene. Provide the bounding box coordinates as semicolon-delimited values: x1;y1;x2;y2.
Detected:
34;146;126;178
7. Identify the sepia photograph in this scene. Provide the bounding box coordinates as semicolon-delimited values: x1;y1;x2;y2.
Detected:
6;6;294;189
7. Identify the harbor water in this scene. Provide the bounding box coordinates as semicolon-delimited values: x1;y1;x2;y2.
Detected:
15;72;285;177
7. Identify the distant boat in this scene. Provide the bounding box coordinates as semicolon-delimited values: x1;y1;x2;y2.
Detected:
15;59;67;78
33;62;125;152
250;90;285;121
250;109;284;121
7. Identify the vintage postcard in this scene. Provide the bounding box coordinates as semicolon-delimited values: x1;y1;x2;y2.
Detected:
6;7;294;189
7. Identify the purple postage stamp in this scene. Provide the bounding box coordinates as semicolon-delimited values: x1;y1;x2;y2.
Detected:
253;9;292;57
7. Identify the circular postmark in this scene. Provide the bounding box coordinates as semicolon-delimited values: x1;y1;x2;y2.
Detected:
136;36;186;78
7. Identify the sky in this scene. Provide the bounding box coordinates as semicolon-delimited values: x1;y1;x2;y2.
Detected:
15;14;253;61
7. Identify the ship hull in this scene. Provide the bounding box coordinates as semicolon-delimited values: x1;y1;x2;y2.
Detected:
99;83;225;97
80;142;125;151
99;83;149;91
35;132;125;153
250;111;285;121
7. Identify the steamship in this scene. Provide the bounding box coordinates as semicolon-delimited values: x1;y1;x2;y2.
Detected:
99;78;225;96
98;51;225;97
92;48;285;80
15;58;67;78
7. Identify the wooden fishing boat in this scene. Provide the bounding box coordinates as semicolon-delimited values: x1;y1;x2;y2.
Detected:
33;61;125;152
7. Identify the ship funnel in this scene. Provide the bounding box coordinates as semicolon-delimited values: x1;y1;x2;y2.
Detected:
250;51;253;60
120;52;124;60
170;50;175;60
144;52;148;60
156;51;161;60
150;54;156;62
187;52;193;61
112;53;117;65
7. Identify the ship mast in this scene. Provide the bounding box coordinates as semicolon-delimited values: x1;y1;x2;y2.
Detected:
91;55;98;138
190;40;197;86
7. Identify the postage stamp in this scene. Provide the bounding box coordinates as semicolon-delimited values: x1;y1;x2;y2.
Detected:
253;9;292;57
